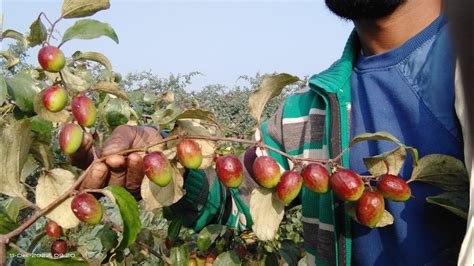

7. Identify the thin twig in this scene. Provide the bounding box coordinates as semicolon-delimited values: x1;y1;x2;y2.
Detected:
8;242;30;256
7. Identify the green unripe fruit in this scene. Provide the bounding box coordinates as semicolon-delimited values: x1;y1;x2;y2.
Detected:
215;154;244;188
252;155;281;188
71;96;97;127
38;46;66;73
177;139;203;169
276;170;303;204
143;151;173;187
42;85;68;112
59;123;83;154
71;193;103;225
356;191;385;228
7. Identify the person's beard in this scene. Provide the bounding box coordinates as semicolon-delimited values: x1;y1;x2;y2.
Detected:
325;0;406;20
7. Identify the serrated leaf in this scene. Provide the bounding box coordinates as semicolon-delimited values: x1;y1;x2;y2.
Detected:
169;119;218;169
426;191;468;219
249;73;299;122
6;71;42;113
73;51;113;74
60;66;90;92
141;167;184;210
25;257;88;266
0;74;7;104
1;29;26;46
94;81;128;100
170;244;189;266
250;187;285;241
61;19;119;45
363;146;406;176
409;154;468;191
214;250;241;266
36;169;80;228
0;119;31;199
0;50;20;69
26;16;47;47
105;186;142;250
62;0;110;18
197;224;227;251
33;90;71;123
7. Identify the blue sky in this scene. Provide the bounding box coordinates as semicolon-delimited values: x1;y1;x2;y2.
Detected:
1;0;353;90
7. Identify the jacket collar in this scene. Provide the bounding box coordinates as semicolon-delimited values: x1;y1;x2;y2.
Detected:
308;30;360;96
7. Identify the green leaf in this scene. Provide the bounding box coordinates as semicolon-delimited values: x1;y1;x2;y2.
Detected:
426;192;468;219
97;224;119;250
105;186;142;251
152;103;182;129
100;97;130;128
409;154;468;191
62;0;110;18
363;146;407;176
197;224;227;251
94;81;128;100
248;73;299;123
170;244;190;266
27;16;47;47
0;119;32;199
73;51;113;74
30;115;53;134
6;71;42;113
1;29;26;46
0;50;20;69
25;257;88;266
33;90;71;123
0;74;7;104
61;19;119;45
1;197;27;221
214;250;241;266
167;217;182;242
0;206;18;234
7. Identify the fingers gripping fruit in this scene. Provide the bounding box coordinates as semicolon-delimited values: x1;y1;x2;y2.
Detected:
71;193;103;225
301;163;330;193
144;151;174;187
356;191;385;228
329;169;364;201
38;46;66;73
276;170;303;204
59;123;84;154
71;96;97;127
216;154;244;188
177;139;203;169
42;85;68;112
377;174;411;202
252;155;281;188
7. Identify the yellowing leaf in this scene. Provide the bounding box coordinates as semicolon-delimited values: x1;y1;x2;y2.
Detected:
250;188;285;241
141;168;184;210
35;169;80;229
73;51;113;74
0;119;32;199
94;81;128;100
363;146;407;176
248;73;299;123
375;210;394;227
62;0;110;19
60;67;91;92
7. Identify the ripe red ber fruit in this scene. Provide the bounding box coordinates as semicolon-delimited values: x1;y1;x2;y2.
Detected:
377;174;411;201
45;220;61;238
356;191;385;228
301;163;330;193
329;169;364;201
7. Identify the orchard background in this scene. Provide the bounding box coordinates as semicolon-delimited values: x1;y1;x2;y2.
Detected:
0;1;469;266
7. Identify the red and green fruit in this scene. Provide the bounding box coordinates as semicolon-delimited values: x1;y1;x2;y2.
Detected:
377;174;411;202
301;163;330;193
71;96;97;127
252;155;281;188
215;154;244;188
38;46;66;73
42;85;68;112
45;220;61;238
59;123;84;154
71;193;103;225
177;139;203;169
356;191;385;228
276;170;303;204
51;239;68;257
205;254;217;266
329;169;364;201
143;151;173;187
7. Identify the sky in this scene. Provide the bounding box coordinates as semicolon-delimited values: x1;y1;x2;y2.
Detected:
1;0;353;90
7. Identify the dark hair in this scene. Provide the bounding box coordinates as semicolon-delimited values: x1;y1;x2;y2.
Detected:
325;0;406;20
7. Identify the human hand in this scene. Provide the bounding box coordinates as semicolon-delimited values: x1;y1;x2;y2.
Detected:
69;125;162;196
